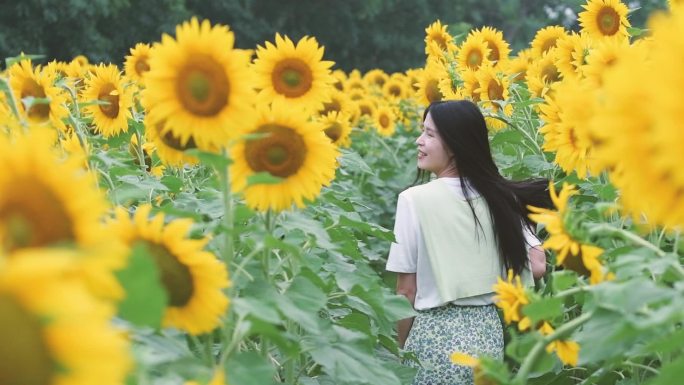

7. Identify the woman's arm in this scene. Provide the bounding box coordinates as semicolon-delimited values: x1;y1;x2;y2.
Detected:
396;272;417;348
528;246;546;279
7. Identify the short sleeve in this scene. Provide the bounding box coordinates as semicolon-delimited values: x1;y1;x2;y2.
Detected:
386;192;418;273
523;223;542;250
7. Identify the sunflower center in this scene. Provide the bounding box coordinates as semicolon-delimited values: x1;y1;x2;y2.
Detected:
333;80;344;91
488;80;504;101
486;41;500;62
21;79;50;122
321;99;342;115
379;114;390;129
541;38;559;55
324;123;342;143
134;57;150;77
0;178;75;252
272;58;313;98
597;7;620;36
542;64;561;85
389;85;402;97
0;294;54;385
245;124;307;178
160;130;198;152
426;79;443;103
359;104;373;117
177;55;230;117
98;83;120;119
467;49;483;69
432;35;448;51
145;242;194;307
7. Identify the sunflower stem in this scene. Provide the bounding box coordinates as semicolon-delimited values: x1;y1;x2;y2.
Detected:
134;130;147;173
587;223;666;257
513;312;592;384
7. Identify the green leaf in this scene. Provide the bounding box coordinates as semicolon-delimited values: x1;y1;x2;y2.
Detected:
115;242;167;328
285;274;328;313
186;149;232;169
225;352;277;385
246;172;283;186
551;270;578;292
646;354;684;385
522;296;563;324
627;27;647;38
232;297;283;325
338;148;374;175
160;175;184;193
338;214;395;242
491;129;523;146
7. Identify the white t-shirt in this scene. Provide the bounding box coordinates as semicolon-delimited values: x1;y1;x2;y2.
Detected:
385;177;542;310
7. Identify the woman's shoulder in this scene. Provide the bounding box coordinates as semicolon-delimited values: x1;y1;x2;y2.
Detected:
398;180;442;199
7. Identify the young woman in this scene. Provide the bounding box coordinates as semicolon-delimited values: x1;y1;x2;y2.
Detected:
386;100;551;384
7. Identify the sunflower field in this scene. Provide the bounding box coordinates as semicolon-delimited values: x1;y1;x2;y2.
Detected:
1;0;684;384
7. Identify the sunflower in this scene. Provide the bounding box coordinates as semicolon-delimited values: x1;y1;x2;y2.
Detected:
0;250;131;385
530;26;567;58
73;55;89;67
331;69;347;91
505;55;529;82
528;183;609;284
143;18;255;151
424;20;457;57
0;130;108;254
317;88;353;117
475;65;511;130
382;76;409;100
585;9;684;228
546;339;581;367
230;103;339;212
345;69;366;91
355;97;378;125
474;26;510;67
539;79;601;177
374;104;396;137
253;33;334;113
111;204;230;334
363;68;389;89
526;51;562;98
554;32;592;80
145;115;199;167
124;42;152;84
461;68;482;102
579;0;631;40
60;130;89;169
317;111;352;147
583;37;630;87
8;60;69;131
43;60;69;80
416;60;446;106
457;33;491;71
493;269;529;325
438;69;463;100
82;64;134;137
405;68;423;93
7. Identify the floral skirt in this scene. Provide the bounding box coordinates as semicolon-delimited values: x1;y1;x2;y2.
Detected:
404;304;504;385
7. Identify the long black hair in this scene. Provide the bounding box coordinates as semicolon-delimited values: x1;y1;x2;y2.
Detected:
420;100;552;275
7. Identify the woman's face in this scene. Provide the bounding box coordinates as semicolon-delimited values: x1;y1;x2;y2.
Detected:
416;112;457;177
